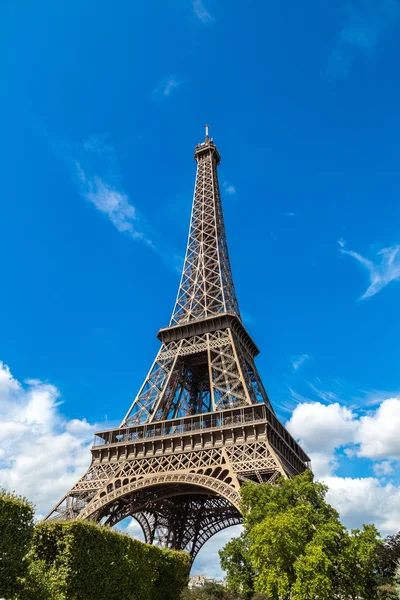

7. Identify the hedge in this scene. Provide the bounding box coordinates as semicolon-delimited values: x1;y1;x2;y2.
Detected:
21;520;190;600
0;489;34;599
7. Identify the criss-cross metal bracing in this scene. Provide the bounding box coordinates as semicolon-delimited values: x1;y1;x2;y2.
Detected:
45;129;311;563
120;136;257;428
171;139;239;325
121;322;275;426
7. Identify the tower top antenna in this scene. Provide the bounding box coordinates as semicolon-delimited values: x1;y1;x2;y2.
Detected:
205;124;209;141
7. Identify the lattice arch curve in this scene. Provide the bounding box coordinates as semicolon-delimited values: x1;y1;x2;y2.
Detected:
77;472;242;521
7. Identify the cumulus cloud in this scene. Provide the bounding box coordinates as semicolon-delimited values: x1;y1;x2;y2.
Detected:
340;242;400;299
286;394;400;536
287;402;358;456
324;476;400;534
356;397;400;459
0;360;95;516
327;0;400;78
287;397;400;473
286;401;358;477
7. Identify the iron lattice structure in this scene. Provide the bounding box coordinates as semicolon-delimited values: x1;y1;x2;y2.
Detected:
46;129;310;561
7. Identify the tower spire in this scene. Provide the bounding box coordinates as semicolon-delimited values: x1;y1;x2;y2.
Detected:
170;132;239;326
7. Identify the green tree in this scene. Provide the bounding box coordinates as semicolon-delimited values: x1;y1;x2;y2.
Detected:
17;559;65;600
396;562;400;600
21;520;189;600
341;525;383;598
220;470;382;600
0;489;34;599
219;534;255;599
375;531;400;599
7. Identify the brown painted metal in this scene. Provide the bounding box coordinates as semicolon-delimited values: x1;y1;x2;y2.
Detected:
45;129;310;561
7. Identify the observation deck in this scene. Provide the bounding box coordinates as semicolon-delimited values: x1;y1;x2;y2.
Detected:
92;403;311;477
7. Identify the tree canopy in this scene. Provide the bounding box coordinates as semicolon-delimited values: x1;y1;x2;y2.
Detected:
374;531;400;598
0;489;34;599
0;489;190;600
219;470;382;600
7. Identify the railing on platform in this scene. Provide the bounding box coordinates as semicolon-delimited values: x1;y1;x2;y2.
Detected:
93;404;267;448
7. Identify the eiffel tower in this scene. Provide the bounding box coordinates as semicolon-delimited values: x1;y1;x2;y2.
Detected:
46;127;310;561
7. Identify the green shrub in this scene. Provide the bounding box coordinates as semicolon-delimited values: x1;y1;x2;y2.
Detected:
0;489;34;599
24;520;190;600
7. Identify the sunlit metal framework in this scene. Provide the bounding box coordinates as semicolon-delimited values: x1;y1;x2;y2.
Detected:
46;129;310;562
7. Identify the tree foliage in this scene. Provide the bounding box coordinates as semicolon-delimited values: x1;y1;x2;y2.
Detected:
0;489;35;599
375;531;400;599
18;520;190;600
396;562;400;600
220;470;382;600
0;490;190;600
219;534;255;600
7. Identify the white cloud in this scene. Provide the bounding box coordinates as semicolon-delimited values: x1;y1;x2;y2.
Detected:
286;401;358;477
327;0;400;78
126;518;145;540
324;476;400;534
75;137;154;248
193;0;213;23
285;394;400;537
153;75;182;99
340;241;400;299
0;361;21;396
373;460;394;477
291;354;310;371
287;396;400;472
71;135;183;271
0;360;95;516
77;165;149;241
356;398;400;459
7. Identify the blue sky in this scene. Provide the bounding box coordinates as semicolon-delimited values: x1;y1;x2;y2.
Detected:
1;0;400;578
